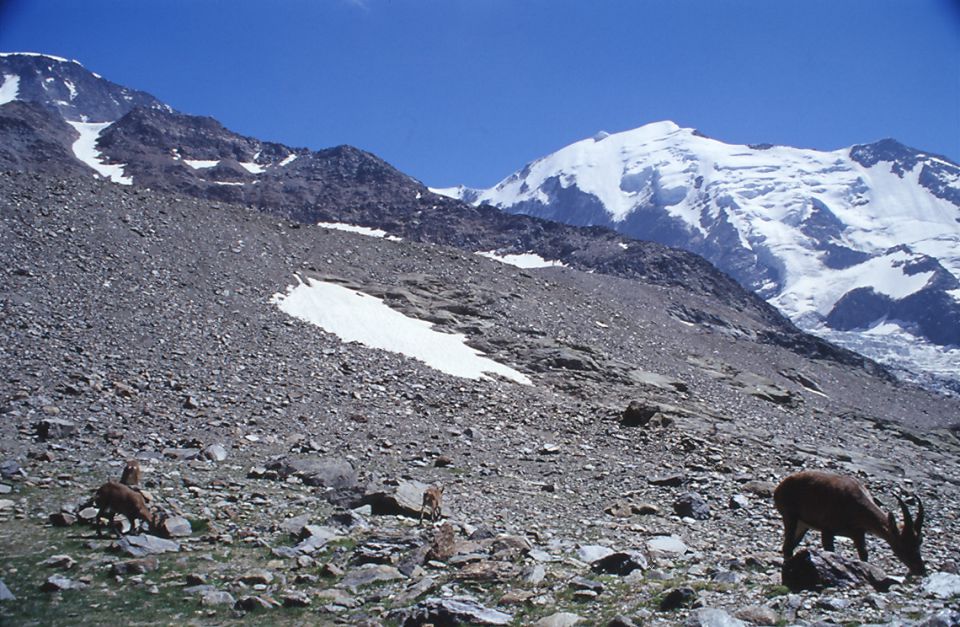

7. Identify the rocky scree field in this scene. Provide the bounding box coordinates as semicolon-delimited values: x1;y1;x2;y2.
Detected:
1;171;959;625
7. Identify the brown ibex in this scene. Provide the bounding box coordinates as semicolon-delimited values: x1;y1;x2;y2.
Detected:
93;481;157;537
420;484;444;524
120;459;141;486
774;470;925;576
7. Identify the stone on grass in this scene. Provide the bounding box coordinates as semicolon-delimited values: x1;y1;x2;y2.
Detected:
41;574;87;592
0;579;15;601
117;534;181;557
735;604;778;625
159;516;192;538
590;550;647;576
577;544;614;563
201;590;236;606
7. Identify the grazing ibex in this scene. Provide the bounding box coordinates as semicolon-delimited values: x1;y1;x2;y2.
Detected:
93;481;157;537
774;470;925;576
120;459;141;486
420;484;444;524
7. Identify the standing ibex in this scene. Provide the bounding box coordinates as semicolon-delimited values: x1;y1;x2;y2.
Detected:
774;470;925;576
420;484;444;524
93;481;157;537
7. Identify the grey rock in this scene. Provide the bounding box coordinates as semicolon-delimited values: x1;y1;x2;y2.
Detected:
649;473;685;487
201;443;228;461
534;612;585;627
41;574;87;592
0;461;21;479
281;590;311;607
159;515;192;538
268;457;357;489
396;596;512;626
734;604;778;625
914;609;960;627
35;418;76;440
674;492;711;520
110;557;159;575
235;595;279;611
238;569;274;585
0;579;15;601
360;479;430;517
340;564;405;590
684;608;746;627
728;494;750;509
201;590;236;606
922;572;960;599
48;511;76;527
279;513;312;535
40;554;76;569
621;400;660;427
577;544;614;563
647;535;688;556
116;534;181;557
781;549;894;592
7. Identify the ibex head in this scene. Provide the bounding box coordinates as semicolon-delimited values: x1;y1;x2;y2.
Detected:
886;496;925;576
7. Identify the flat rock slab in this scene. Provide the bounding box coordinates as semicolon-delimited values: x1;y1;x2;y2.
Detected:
339;564;405;590
647;535;689;555
533;612;586;627
397;596;512;626
116;534;181;557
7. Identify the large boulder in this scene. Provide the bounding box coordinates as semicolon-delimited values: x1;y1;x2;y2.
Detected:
781;549;895;592
266;457;357;489
360;480;431;517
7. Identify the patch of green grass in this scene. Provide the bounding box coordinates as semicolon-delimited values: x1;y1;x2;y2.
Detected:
764;584;791;598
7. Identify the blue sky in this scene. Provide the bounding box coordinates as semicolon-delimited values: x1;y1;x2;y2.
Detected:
1;0;957;188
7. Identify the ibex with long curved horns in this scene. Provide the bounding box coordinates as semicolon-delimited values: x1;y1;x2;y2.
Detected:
774;470;925;576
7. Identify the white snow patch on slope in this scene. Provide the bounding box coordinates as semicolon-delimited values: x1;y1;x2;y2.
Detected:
0;74;20;105
429;186;466;199
317;222;402;241
184;159;220;169
239;162;265;174
66;121;133;185
272;277;531;384
279;153;298;167
477;251;567;269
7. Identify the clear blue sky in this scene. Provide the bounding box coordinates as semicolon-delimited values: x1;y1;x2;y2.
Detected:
1;0;958;188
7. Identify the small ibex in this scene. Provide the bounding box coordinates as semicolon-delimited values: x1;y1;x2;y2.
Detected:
774;470;925;576
120;459;141;486
93;481;157;537
420;484;444;524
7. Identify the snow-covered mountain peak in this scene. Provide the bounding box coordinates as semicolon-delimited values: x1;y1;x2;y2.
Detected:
456;123;960;389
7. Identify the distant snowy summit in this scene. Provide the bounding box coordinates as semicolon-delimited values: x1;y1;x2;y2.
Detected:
439;121;960;386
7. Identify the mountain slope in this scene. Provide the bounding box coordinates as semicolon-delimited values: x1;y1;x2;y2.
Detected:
0;52;885;375
439;122;960;389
